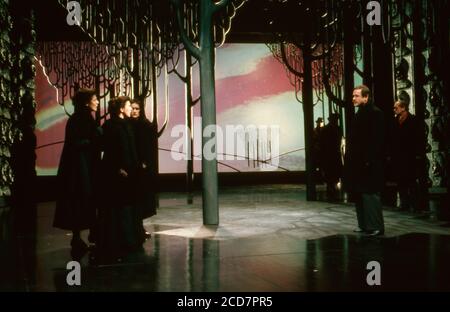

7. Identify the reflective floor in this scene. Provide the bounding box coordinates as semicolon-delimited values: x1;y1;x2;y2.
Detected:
1;185;449;292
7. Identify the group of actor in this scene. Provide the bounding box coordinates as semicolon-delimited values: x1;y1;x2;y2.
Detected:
313;84;424;236
344;85;425;236
53;85;424;250
53;89;157;261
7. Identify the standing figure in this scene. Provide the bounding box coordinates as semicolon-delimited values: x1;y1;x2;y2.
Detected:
344;85;385;236
320;113;343;200
98;96;142;259
54;88;101;250
130;99;157;241
312;117;324;182
392;100;423;212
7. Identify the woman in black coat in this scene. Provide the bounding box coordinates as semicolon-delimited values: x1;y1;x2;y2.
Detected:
130;99;157;240
97;96;142;258
53;88;101;250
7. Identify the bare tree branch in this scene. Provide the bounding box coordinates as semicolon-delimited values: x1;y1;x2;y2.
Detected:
192;96;201;106
213;0;231;13
322;60;345;107
168;66;188;83
280;43;304;78
353;64;364;77
170;0;201;59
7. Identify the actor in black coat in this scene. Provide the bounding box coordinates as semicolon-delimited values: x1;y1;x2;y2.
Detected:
130;100;157;221
392;100;424;211
54;89;101;249
344;85;385;236
97;96;142;259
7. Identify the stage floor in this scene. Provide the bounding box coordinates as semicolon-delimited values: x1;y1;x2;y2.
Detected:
3;185;450;291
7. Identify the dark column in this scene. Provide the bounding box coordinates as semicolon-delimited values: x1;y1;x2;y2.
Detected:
150;51;160;204
362;5;373;91
185;51;194;204
303;37;316;201
371;22;394;114
412;1;430;211
343;6;355;135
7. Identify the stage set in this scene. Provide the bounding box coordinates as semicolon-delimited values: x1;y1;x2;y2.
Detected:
0;0;449;292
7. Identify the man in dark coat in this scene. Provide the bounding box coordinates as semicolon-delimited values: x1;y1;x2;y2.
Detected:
344;85;385;236
392;100;424;212
54;89;101;250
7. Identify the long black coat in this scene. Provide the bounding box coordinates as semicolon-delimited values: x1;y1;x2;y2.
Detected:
98;117;141;252
344;103;385;193
101;117;139;199
131;117;157;219
319;123;343;184
53;110;102;231
391;113;423;182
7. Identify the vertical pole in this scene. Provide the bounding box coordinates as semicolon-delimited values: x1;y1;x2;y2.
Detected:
199;0;218;224
303;35;316;201
343;6;355;137
185;51;194;204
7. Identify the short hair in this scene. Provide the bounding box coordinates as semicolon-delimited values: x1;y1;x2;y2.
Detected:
396;99;409;111
354;85;371;98
130;98;142;106
72;88;96;113
108;96;131;117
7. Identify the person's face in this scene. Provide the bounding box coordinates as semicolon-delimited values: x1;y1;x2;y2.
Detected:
120;101;132;118
393;102;406;116
352;89;368;107
131;103;140;119
87;95;99;112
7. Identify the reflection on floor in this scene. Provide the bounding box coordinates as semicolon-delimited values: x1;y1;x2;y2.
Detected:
2;185;450;291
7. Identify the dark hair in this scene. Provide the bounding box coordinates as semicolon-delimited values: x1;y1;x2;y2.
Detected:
72;88;96;113
130;98;146;120
108;96;131;118
328;113;340;122
354;85;371;99
396;99;409;111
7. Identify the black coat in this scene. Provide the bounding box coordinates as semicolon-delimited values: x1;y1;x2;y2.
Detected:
100;117;140;208
320;123;343;183
131;117;157;219
344;103;385;193
98;117;141;253
53;110;102;231
391;113;423;181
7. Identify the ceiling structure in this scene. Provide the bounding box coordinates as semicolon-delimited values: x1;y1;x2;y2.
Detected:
33;0;354;43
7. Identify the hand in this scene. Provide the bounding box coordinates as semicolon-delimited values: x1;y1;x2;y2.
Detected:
142;163;147;169
119;169;128;177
